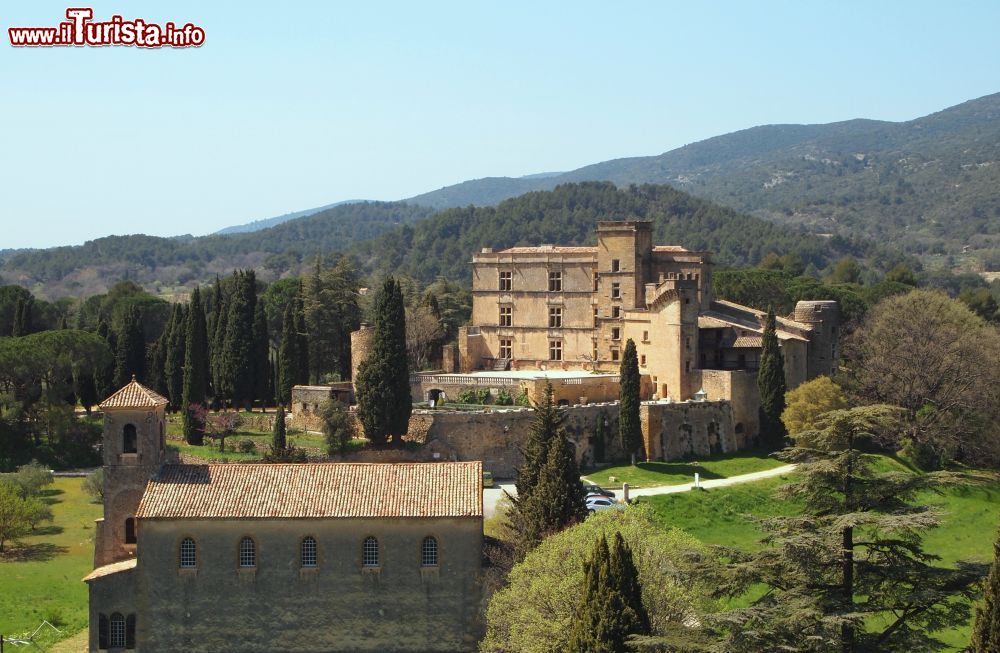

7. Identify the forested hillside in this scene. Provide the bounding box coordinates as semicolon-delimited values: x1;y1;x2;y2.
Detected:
349;182;867;284
407;93;1000;266
0;202;434;298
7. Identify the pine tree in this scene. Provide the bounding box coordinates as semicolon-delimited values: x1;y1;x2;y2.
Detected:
276;302;298;406
508;383;586;557
568;533;649;653
252;301;270;410
58;316;77;407
181;287;210;445
971;529;1000;652
618;338;643;459
271;405;287;453
113;305;146;387
702;406;987;652
354;277;411;446
757;307;787;449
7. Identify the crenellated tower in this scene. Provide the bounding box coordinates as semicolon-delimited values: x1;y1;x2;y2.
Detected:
93;377;168;566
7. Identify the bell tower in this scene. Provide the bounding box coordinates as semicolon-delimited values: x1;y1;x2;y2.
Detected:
93;377;169;566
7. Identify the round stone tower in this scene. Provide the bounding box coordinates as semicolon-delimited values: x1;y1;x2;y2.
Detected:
350;323;374;384
793;300;840;379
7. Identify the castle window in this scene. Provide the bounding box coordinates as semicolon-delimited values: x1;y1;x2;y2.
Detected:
642;330;649;342
301;536;317;568
239;537;256;568
549;307;562;328
110;613;126;648
611;259;620;272
422;536;439;567
611;348;620;362
124;517;136;544
549;340;562;361
548;271;562;292
499;339;512;360
593;272;599;291
499;270;512;291
611;282;621;299
499;305;512;327
180;537;196;568
363;536;379;567
686;336;691;350
640;354;646;366
612;306;621;319
122;424;137;454
611;327;621;341
593;307;599;327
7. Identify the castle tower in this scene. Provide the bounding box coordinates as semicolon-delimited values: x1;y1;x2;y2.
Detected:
93;377;169;566
350;323;374;385
793;300;840;379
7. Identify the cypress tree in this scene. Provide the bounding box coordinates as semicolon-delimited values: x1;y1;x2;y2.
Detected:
757;307;787;449
75;358;99;416
509;383;586;557
252;301;270;410
209;277;227;404
11;297;31;337
354;277;411;446
271;405;287;453
164;303;187;411
568;533;649;653
94;318;116;400
618;338;643;459
294;291;310;385
277;302;298;406
972;529;1000;652
221;270;257;409
182;287;210;445
113;305;146;387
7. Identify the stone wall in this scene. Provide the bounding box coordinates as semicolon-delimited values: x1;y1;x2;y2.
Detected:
323;400;739;479
96;516;482;652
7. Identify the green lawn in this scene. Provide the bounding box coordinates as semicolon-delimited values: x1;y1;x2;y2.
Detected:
0;477;102;649
637;460;1000;650
584;449;785;489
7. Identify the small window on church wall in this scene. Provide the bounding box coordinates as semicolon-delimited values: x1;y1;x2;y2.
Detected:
124;517;136;544
301;536;318;568
239;537;256;568
110;613;126;648
422;536;438;567
363;536;379;567
180;538;196;568
123;424;137;454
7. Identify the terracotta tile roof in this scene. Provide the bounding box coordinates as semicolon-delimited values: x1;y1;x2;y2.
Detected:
83;558;136;582
99;378;169;409
732;335;764;348
136;462;483;520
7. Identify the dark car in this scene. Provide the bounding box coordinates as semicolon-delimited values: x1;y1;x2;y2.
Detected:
582;484;614;498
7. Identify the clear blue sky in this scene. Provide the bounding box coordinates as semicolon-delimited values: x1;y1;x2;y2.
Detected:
2;1;999;249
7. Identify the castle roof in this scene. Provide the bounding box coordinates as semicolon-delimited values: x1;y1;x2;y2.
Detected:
83;558;136;582
99;378;169;409
136;462;483;520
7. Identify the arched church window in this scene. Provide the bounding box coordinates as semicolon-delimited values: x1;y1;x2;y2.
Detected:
180;538;196;568
239;537;256;568
110;613;126;648
421;536;438;567
124;517;136;544
123;424;137;454
300;536;317;568
362;536;379;567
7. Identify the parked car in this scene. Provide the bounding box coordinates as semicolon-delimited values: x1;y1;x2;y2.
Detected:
585;492;613;503
585;497;617;513
582;484;614;498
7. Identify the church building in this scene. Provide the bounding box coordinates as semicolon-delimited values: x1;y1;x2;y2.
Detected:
85;379;483;652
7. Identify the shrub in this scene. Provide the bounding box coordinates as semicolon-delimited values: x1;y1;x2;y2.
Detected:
496;389;514;406
515;390;532;407
82;468;104;502
476;388;491;404
319;400;352;456
236;440;257;454
456;388;480;404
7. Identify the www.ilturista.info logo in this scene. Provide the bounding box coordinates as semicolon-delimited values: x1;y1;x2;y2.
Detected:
8;8;205;48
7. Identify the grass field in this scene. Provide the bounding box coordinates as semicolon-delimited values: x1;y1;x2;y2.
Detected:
637;459;1000;650
584;448;785;488
0;477;101;649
